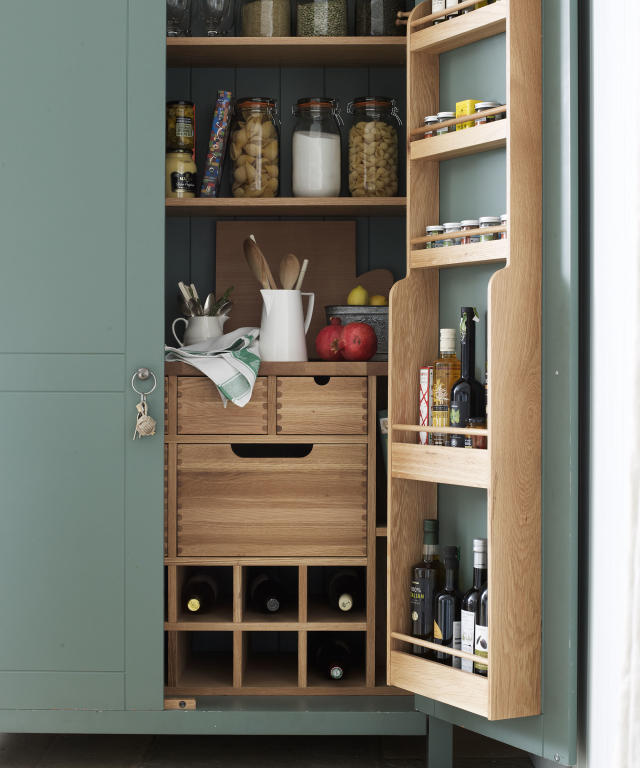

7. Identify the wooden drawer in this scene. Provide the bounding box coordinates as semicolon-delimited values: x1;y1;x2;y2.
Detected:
176;443;367;557
177;376;268;435
276;376;368;435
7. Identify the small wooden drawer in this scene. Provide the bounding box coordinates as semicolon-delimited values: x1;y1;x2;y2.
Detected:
177;443;367;557
276;376;368;435
177;377;268;435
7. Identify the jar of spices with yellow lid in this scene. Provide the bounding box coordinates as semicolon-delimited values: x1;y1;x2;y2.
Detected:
166;149;197;198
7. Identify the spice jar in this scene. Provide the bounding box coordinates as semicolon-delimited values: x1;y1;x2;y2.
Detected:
423;115;439;138
167;101;195;151
460;219;480;244
356;0;404;36
292;97;342;198
436;111;455;134
442;222;462;246
230;97;280;198
474;101;503;125
348;96;401;198
238;0;290;36
296;0;347;36
479;215;500;241
500;213;508;238
425;224;444;247
166;149;197;198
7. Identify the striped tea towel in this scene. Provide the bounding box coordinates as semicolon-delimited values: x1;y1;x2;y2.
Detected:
165;327;260;408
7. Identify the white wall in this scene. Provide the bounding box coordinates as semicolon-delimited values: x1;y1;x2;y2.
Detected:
583;0;640;766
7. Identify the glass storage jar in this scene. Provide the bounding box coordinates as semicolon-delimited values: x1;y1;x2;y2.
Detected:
166;100;195;151
238;0;290;36
296;0;347;36
292;97;342;198
348;96;401;198
230;97;280;198
355;0;404;35
166;148;197;198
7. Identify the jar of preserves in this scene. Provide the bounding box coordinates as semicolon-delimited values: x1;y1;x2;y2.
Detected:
238;0;290;36
296;0;347;37
348;96;401;198
229;97;280;198
292;98;342;198
355;0;404;36
166;101;195;151
166;149;197;198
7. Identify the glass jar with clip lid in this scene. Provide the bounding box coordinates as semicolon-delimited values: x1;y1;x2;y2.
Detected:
229;96;280;198
292;97;343;198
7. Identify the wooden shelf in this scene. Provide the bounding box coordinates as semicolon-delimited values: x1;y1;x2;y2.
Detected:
244;653;299;690
307;601;367;629
166;197;406;218
389;650;488;718
391;442;489;489
409;2;507;55
410;120;507;162
165;361;388;377
410;239;507;269
167;36;406;68
242;607;300;628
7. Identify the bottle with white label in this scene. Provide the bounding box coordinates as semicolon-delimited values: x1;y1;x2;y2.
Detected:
432;0;446;23
433;546;461;667
460;538;487;674
474;581;488;676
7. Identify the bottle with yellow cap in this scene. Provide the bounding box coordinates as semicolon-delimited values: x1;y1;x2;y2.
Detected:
182;571;220;615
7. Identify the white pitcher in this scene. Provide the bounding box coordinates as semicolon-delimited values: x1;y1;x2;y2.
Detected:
259;290;315;362
171;315;228;347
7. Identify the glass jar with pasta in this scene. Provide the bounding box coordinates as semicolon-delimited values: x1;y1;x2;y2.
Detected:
348;96;401;198
230;97;280;198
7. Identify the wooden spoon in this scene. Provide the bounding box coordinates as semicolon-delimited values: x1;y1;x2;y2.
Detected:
243;235;277;290
279;252;300;290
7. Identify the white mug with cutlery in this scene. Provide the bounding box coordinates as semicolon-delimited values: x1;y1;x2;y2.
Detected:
171;314;228;347
259;290;314;362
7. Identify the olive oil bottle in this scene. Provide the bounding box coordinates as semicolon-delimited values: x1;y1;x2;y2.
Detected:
432;329;461;446
410;520;445;656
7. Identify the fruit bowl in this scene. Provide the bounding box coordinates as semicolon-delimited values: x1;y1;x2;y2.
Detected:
324;306;389;361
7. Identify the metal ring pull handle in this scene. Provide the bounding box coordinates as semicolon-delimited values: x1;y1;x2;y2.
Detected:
131;368;157;397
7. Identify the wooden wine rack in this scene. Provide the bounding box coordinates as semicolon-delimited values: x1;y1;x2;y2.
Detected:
164;362;398;698
387;0;542;721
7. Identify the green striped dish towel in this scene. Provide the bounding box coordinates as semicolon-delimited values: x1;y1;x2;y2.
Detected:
165;327;260;408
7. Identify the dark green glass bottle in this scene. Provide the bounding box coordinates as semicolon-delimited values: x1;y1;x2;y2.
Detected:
433;546;462;666
449;307;485;448
409;519;445;656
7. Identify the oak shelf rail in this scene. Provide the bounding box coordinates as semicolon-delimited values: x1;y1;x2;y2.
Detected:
410;119;507;162
390;632;490;667
390;442;490;488
408;104;507;140
409;1;507;55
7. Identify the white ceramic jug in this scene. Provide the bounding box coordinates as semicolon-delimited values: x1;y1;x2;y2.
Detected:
259;290;315;362
171;315;228;347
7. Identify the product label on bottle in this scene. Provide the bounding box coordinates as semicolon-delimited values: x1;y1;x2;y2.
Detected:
433;620;443;641
460;609;475;673
474;624;488;673
452;620;461;669
175;116;194;139
410;578;432;650
449;401;469;448
432;0;445;10
170;171;196;194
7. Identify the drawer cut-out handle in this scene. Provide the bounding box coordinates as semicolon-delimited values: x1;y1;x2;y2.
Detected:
313;376;331;386
231;444;313;459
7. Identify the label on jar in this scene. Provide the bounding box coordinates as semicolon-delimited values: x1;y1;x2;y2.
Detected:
170;171;196;194
175;116;193;139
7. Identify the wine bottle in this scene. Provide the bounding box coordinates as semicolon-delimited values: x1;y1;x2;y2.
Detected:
315;636;353;680
433;546;462;667
410;519;445;656
474;583;488;676
249;572;283;614
182;571;219;614
432;329;461;446
327;568;362;612
460;539;487;674
449;307;484;448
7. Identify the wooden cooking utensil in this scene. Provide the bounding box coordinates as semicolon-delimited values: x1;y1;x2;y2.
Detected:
243;236;273;290
294;258;309;291
279;252;300;290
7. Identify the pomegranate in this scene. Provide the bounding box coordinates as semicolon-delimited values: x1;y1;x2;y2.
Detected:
315;317;344;361
340;322;377;362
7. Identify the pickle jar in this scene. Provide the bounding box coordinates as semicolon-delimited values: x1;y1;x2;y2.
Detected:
229;97;280;198
166;100;195;151
348;96;401;198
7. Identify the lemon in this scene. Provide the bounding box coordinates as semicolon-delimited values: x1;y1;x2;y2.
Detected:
369;294;388;306
347;285;369;305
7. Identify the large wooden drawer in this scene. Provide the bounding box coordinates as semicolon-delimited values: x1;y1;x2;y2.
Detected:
276;376;368;435
176;443;367;557
177;376;268;435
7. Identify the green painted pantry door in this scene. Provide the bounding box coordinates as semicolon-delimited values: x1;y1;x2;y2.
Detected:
0;0;165;710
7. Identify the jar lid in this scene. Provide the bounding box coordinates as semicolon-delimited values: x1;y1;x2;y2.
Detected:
442;222;462;230
167;100;194;107
423;115;439;124
460;219;479;227
437;111;455;118
236;96;277;108
479;216;500;224
500;213;508;221
352;96;394;107
475;101;501;110
296;97;336;109
426;225;444;232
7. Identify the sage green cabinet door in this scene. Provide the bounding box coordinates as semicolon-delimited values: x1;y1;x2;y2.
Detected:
0;0;165;710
